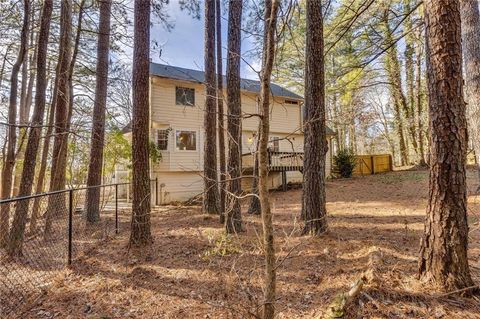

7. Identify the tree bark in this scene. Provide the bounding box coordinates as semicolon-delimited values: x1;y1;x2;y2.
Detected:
129;0;153;246
301;0;328;235
7;0;53;257
0;0;30;247
85;0;113;223
418;0;474;291
414;25;427;166
248;126;261;215
203;0;219;215
225;0;243;234
30;83;56;234
13;25;38;197
382;9;409;166
216;0;227;222
460;0;480;191
44;0;72;237
403;0;420;159
258;1;279;318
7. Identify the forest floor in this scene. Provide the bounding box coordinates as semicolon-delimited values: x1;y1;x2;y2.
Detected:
24;168;480;319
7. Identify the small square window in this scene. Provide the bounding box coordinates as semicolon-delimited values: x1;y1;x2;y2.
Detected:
176;130;197;151
157;130;169;151
176;87;195;106
269;137;280;152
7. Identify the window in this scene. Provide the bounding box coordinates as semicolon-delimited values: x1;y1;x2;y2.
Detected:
285;99;299;105
176;87;195;106
176;130;197;151
269;136;280;152
157;129;169;150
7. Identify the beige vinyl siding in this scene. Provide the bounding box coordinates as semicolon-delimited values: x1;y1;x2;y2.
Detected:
150;77;204;172
241;92;302;134
154;171;203;203
145;76;333;203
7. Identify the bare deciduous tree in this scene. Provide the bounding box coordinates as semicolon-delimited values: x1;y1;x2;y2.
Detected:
257;1;279;318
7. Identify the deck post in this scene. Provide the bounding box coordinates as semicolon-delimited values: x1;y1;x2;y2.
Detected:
282;170;287;191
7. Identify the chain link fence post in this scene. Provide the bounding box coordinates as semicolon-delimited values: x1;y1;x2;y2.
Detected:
67;189;73;266
115;184;119;234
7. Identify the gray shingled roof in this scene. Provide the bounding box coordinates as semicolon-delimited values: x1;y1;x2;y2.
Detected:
120;63;335;136
150;63;304;100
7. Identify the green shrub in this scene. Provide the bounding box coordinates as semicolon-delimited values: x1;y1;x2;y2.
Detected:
333;149;357;178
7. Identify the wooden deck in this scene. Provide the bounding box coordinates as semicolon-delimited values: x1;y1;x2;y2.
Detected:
242;151;304;191
242;151;304;172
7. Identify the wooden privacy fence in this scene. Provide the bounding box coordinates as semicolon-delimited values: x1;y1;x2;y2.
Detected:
353;154;393;176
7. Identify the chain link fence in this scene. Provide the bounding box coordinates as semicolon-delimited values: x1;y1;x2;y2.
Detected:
0;180;157;318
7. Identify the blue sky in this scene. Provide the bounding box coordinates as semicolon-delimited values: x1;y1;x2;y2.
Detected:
150;1;260;80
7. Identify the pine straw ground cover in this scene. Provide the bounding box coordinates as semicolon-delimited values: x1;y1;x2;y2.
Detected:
22;169;480;319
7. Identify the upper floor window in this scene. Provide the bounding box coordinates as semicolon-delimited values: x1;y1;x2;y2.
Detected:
285;99;299;105
176;130;197;151
176;87;195;106
157;129;169;151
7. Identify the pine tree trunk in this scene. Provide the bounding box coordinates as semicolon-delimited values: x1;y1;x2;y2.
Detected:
258;1;279;318
13;27;37;197
403;0;420;159
85;0;113;223
7;0;53;257
225;0;243;234
203;0;219;215
415;26;427;166
216;0;227;222
301;0;328;235
44;0;72;237
0;0;30;247
129;0;152;246
418;0;474;291
460;0;480;192
382;9;409;166
30;87;55;234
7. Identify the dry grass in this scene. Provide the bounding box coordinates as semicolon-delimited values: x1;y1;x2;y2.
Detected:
21;168;480;319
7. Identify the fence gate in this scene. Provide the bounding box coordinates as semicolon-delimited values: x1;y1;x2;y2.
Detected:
353;154;393;176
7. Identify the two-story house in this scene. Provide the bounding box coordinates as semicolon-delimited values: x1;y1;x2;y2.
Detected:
116;63;335;204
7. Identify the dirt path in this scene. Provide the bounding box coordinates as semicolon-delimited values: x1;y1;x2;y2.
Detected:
24;169;480;318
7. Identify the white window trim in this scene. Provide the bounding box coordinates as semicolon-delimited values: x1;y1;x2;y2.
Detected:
157;129;169;151
174;129;198;152
175;86;196;107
